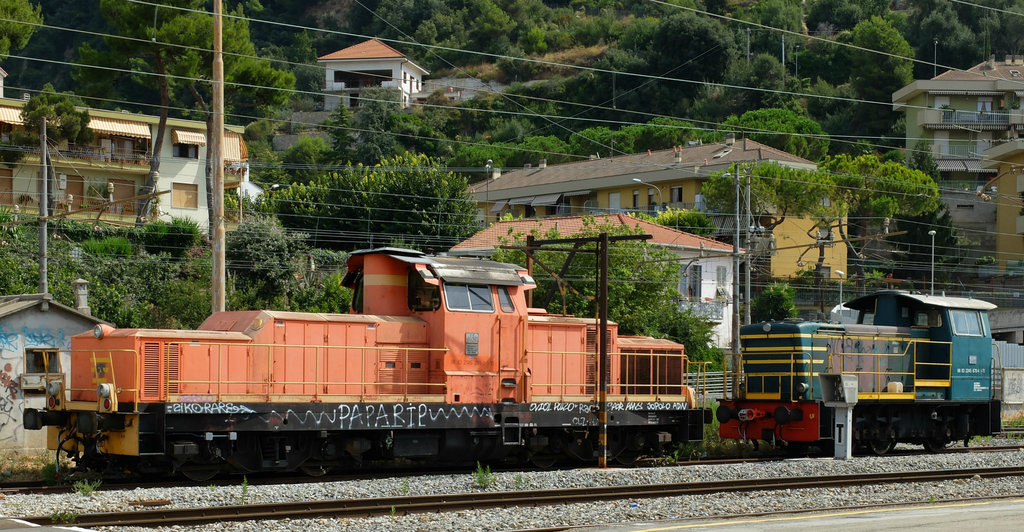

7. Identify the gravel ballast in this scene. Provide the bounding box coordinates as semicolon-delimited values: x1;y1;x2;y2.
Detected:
3;443;1024;531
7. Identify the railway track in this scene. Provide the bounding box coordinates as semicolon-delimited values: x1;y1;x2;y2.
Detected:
22;466;1024;528
2;443;1018;497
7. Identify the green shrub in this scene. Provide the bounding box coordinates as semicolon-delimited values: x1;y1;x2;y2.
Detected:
80;236;133;256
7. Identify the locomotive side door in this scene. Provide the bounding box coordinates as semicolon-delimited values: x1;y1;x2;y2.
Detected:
496;286;525;403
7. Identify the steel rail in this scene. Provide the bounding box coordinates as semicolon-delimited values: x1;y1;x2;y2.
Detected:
23;466;1024;527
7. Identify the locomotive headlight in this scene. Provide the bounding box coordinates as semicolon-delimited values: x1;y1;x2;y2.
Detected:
94;324;104;339
45;380;61;396
796;382;808;394
97;383;112;398
762;322;772;332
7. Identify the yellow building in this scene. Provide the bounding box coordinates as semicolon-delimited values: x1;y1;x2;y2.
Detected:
469;137;846;279
981;141;1024;274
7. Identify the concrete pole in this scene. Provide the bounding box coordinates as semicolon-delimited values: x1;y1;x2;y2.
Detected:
38;119;47;295
211;0;226;313
744;169;751;325
732;166;740;355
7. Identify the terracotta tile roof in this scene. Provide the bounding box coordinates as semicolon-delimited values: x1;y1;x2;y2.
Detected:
318;39;407;61
450;214;734;253
934;58;1024;82
469;138;814;196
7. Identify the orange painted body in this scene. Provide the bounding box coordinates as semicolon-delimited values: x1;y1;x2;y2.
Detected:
62;251;696;411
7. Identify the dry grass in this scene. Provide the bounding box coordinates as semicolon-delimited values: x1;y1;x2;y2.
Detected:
0;450;57;483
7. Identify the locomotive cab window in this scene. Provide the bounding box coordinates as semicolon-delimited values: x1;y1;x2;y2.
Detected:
408;271;441;312
444;284;494;312
914;310;941;328
498;286;515;312
950;309;983;336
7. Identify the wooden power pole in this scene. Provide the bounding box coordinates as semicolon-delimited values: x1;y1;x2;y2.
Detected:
211;0;226;313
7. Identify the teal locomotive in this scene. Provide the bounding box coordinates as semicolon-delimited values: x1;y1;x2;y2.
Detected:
717;290;1002;454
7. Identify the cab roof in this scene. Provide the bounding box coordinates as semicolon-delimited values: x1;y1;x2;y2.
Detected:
845;290;996;312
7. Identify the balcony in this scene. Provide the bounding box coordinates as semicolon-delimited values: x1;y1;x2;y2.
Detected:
920;108;1011;130
677;298;727;321
6;143;150;169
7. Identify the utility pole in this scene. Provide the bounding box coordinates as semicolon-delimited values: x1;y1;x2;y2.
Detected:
38;119;47;295
211;0;226;313
744;168;751;325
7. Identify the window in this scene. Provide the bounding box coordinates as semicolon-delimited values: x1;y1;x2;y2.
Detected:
408;271;440;312
171;182;199;209
498;287;515;312
173;143;199;158
671;186;683;203
950;309;983;336
632;189;639;208
25;348;59;374
444;284;494;312
647;189;655;207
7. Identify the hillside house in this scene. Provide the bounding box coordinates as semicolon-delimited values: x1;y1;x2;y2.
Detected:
318;39;429;111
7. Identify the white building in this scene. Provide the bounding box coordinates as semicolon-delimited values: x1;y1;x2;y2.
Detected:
317;39;429;110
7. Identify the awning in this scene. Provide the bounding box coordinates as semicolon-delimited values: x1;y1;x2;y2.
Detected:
929;90;1003;96
963;159;997;173
531;193;562;206
0;106;23;125
223;131;248;161
937;159;967;172
89;117;151;139
172;129;206;146
508;196;535;205
489;200;507;214
563;190;591;197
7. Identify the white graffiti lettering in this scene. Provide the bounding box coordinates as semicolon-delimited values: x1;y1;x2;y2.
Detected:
165;402;257;414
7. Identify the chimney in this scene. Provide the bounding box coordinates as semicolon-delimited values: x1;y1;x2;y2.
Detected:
538;159;546;169
22;92;30;100
725;133;735;146
73;278;91;316
988;54;996;69
492;168;501;179
1016;55;1023;65
674;148;682;164
1006;54;1013;64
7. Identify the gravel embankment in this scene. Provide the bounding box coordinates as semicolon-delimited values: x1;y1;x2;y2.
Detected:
3;442;1024;531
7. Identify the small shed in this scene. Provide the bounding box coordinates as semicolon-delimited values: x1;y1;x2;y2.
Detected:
0;293;106;451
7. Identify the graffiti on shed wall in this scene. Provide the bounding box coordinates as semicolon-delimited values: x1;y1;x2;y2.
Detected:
0;323;72;444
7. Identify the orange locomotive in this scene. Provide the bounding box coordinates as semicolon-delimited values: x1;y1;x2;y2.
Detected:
24;248;710;478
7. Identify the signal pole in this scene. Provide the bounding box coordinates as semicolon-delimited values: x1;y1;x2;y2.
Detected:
38;119;47;294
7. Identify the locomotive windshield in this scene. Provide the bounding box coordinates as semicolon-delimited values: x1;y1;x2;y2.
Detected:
408;271;441;312
444;284;494;312
950;309;984;336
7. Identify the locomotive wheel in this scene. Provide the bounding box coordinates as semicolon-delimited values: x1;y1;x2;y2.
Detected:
529;453;558;468
923;436;948;453
179;467;219;482
300;465;329;477
869;438;896;456
615;451;640;465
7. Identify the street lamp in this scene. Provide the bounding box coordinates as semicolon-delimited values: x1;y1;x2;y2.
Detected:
632;178;662;212
834;270;844;309
928;230;937;295
933;39;938;78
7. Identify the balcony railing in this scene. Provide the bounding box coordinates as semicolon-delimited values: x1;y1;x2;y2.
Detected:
677;298;727;321
922;108;1011;129
6;143;150;166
